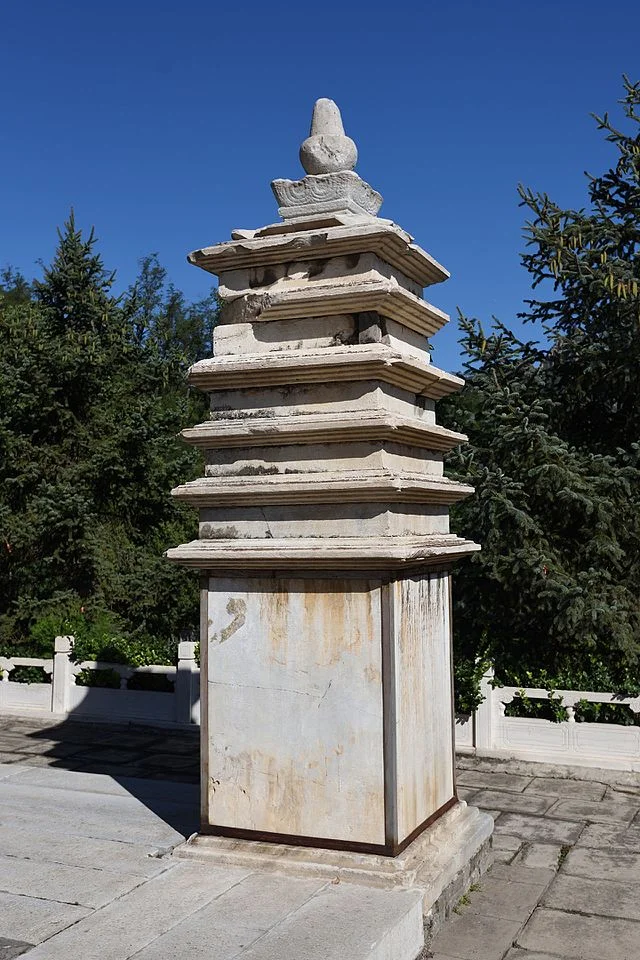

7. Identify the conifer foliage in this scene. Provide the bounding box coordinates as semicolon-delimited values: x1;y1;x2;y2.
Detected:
443;79;640;709
0;217;217;658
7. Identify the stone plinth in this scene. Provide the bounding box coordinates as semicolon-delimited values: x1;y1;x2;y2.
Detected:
167;99;489;876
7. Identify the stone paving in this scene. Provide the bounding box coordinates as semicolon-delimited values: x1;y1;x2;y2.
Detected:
430;755;640;960
0;716;421;960
0;717;639;958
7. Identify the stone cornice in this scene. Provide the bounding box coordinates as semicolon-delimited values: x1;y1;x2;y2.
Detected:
188;221;448;288
244;278;448;339
181;413;467;452
165;534;480;570
187;346;464;399
171;473;474;507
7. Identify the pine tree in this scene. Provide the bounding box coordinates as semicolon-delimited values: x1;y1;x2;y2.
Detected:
518;76;640;452
0;217;216;656
443;79;640;708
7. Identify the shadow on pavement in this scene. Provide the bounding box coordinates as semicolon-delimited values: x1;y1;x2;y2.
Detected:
0;714;201;839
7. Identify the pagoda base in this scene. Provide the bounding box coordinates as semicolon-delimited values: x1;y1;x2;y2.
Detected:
198;569;465;849
174;802;493;941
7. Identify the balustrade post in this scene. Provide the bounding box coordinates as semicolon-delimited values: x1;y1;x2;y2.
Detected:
176;641;198;724
51;635;74;714
474;667;495;752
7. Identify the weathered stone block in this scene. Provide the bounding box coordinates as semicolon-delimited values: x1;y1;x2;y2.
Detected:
203;570;457;852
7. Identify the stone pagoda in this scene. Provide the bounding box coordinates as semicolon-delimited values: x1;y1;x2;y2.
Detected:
169;99;492;916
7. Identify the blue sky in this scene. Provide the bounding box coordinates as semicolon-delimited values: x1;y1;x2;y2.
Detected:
2;0;638;371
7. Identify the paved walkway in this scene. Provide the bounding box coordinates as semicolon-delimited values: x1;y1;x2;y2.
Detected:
0;717;420;960
431;755;640;960
0;717;639;959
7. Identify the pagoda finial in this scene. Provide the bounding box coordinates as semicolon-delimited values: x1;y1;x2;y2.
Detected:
299;98;358;175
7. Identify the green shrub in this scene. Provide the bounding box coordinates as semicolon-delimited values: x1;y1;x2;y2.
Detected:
8;665;51;685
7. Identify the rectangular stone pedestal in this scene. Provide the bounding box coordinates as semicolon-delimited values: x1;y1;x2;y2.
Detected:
201;569;456;855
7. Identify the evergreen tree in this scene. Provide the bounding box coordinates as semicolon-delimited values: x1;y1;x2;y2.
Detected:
443;78;640;708
518;77;640;452
0;267;32;306
0;217;216;657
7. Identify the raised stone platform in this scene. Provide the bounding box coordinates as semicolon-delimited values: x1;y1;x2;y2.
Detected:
175;801;493;930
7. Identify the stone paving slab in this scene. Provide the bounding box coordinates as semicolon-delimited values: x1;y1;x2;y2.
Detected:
607;783;640;801
544;797;639;824
22;862;252;960
0;893;90;945
504;952;573;960
0;826;170;877
0;854;150;909
7;740;86;757
463;877;543;922
562;845;640;882
119;873;329;960
516;906;640;959
511;843;561;870
483;864;556;886
6;765;199;802
429;912;522;960
0;753;83;769
0;764;29;781
457;771;533;794
456;753;640;788
522;777;606;801
470;790;555;816
492;813;584;845
0;719;200;782
490;834;522;853
0;779;197;846
543;872;640;922
233;884;423;960
431;753;640;960
575;821;640;850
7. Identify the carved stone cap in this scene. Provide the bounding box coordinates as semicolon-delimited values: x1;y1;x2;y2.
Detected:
272;170;382;222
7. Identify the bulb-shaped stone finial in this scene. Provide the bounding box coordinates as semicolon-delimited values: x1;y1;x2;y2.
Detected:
299;98;358;176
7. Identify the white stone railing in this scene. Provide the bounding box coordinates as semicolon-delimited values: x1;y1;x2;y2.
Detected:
3;646;639;770
0;636;200;727
455;669;640;772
